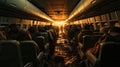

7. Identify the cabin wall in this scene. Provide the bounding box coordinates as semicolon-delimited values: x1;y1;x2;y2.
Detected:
71;10;120;32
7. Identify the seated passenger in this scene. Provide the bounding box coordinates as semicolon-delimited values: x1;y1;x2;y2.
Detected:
77;24;94;59
16;30;32;41
78;24;93;43
0;31;7;40
17;30;40;54
105;27;120;42
6;24;19;40
90;27;120;57
100;26;109;35
0;26;7;40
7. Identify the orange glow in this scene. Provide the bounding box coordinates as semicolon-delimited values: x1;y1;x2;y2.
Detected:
53;21;66;26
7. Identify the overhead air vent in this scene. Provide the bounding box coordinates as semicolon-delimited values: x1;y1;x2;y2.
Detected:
55;10;62;14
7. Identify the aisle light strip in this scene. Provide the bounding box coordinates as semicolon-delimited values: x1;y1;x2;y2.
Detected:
65;0;94;22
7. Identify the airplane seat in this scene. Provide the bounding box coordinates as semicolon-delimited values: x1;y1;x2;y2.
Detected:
44;30;56;60
47;30;54;41
48;29;58;40
97;42;120;67
78;30;93;44
0;40;23;67
40;32;49;44
82;35;101;52
34;36;45;52
20;40;39;67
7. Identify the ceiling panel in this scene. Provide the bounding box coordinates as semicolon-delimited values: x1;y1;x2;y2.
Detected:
28;0;80;21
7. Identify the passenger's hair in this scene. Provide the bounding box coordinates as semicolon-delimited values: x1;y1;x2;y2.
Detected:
83;24;91;30
8;24;18;33
17;30;32;41
109;27;120;33
100;26;110;34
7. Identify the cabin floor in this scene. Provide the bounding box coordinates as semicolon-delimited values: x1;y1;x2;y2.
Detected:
53;28;82;67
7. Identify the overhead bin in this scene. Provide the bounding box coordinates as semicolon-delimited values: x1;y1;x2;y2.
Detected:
66;0;102;22
1;0;54;22
0;0;6;4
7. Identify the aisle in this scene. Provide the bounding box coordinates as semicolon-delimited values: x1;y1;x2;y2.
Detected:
54;29;78;66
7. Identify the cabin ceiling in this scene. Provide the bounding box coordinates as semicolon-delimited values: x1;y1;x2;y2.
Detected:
0;0;120;22
28;0;80;21
28;0;120;22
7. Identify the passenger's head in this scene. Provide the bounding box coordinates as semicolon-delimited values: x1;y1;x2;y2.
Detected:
8;24;18;33
83;24;91;30
108;27;120;36
100;26;109;34
28;26;36;33
17;30;32;41
109;27;120;32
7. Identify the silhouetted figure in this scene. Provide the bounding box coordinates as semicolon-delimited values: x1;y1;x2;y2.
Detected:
90;27;120;57
78;24;93;43
7;24;19;40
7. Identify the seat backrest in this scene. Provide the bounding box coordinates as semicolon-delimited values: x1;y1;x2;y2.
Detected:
20;40;39;66
40;32;49;44
35;36;45;51
82;35;101;52
99;42;120;67
0;40;23;67
47;30;54;40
